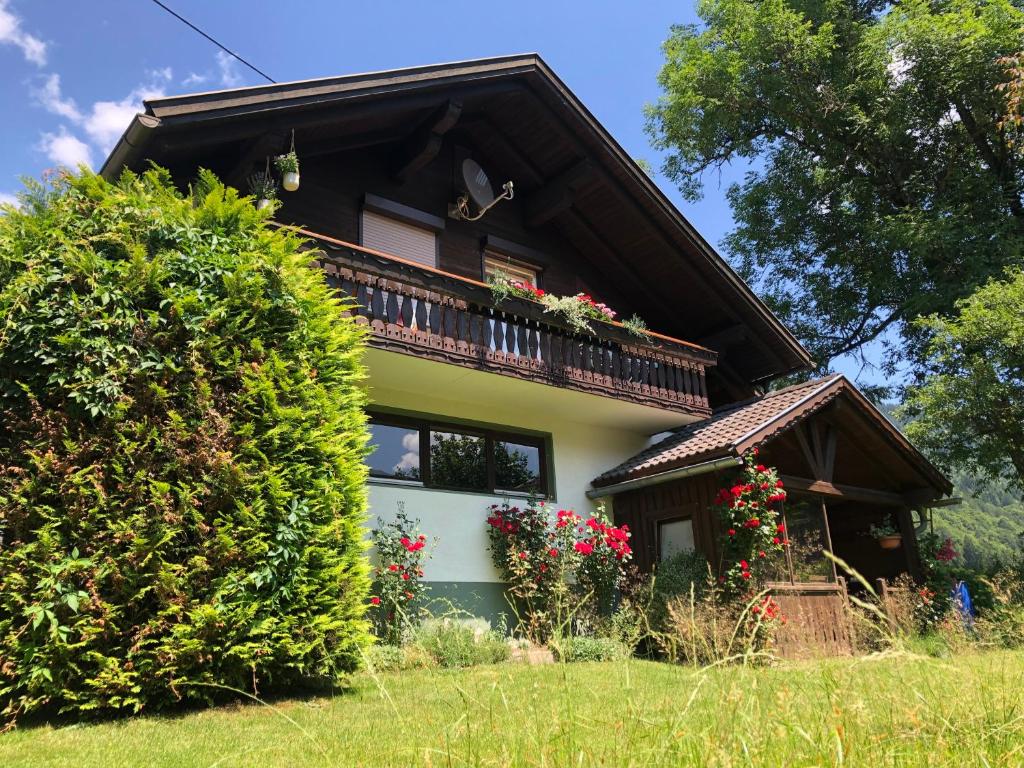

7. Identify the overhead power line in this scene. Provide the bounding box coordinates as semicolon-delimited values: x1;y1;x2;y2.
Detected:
147;0;276;85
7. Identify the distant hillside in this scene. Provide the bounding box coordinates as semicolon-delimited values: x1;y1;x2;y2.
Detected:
879;403;1024;570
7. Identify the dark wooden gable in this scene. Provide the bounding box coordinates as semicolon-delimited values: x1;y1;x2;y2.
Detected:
101;55;812;402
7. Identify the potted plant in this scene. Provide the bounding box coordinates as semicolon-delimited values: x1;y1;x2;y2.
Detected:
247;170;277;210
870;520;903;550
274;151;300;191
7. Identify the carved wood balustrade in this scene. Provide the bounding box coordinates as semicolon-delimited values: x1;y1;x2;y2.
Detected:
304;234;716;416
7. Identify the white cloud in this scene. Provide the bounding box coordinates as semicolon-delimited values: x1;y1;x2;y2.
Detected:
394;432;421;474
216;50;242;87
181;71;209;88
34;74;82;122
0;191;18;208
0;0;46;65
38;127;93;169
33;70;171;155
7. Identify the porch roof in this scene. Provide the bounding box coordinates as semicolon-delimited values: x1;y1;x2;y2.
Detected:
591;375;952;495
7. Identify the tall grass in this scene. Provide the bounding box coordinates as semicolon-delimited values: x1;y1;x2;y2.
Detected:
2;650;1023;767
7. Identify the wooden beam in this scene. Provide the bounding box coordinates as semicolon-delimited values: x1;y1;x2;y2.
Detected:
225;130;288;189
822;425;837;483
793;425;823;479
391;100;462;182
523;159;595;227
779;475;908;506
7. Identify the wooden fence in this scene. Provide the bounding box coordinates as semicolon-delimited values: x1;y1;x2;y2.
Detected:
769;580;854;658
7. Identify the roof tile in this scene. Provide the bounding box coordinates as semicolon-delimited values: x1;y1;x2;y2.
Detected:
593;377;839;486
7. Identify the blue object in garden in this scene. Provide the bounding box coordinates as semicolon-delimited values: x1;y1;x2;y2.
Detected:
952;580;974;625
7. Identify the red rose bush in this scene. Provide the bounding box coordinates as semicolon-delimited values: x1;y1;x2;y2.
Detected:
370;512;433;645
486;501;632;641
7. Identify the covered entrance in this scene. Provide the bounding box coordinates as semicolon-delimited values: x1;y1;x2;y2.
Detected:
588;375;953;655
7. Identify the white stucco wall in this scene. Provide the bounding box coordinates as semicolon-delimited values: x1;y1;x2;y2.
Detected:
365;385;653;584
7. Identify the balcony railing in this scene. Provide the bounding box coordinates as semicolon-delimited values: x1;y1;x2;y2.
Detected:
298;229;716;415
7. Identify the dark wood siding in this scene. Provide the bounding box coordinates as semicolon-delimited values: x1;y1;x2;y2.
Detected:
273;141;626;312
612;471;727;573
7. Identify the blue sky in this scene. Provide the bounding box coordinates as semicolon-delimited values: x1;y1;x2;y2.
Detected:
0;0;880;382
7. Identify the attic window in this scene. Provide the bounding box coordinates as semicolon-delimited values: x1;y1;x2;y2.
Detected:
361;209;437;268
483;252;539;288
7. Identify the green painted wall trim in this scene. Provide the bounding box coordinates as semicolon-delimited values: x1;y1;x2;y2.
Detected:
421;581;513;631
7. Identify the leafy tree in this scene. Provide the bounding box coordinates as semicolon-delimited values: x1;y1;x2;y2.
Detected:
647;0;1024;376
0;169;371;721
901;269;1024;489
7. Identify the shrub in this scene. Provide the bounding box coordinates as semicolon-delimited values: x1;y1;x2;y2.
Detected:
975;567;1024;648
369;512;433;645
659;588;782;666
362;643;437;673
485;501;633;641
0;169;371;722
713;451;788;594
411;618;510;668
551;636;628;663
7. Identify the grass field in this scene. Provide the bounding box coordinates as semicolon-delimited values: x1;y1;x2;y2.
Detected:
2;650;1023;767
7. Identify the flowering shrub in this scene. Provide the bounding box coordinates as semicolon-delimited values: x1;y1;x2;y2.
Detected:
487;275;648;337
485;501;632;640
575;511;634;615
714;450;788;595
370;512;433;645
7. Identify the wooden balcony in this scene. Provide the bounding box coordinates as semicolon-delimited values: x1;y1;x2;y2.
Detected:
299;230;716;416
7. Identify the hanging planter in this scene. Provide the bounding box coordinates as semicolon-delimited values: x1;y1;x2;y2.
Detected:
274;131;301;191
247;168;278;211
870;521;903;550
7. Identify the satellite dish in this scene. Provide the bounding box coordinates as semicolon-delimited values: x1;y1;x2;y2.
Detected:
449;158;514;221
462;158;495;208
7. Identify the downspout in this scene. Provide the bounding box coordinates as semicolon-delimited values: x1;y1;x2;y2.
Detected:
100;114;162;180
586;455;742;500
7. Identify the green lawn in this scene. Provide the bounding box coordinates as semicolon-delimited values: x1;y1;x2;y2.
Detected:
2;650;1023;767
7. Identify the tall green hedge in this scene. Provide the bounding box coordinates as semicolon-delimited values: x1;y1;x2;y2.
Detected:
0;169;371;722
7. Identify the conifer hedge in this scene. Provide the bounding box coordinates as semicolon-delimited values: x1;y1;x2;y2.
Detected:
0;169;372;721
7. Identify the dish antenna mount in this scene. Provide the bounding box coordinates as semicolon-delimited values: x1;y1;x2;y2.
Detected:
449;159;513;221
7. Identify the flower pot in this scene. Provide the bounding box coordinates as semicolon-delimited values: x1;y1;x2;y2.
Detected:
878;534;902;550
281;171;300;191
256;198;273;211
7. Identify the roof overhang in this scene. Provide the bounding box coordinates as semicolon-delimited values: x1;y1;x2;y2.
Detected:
591;375;953;499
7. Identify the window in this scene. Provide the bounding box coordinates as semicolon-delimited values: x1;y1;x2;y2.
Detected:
367;413;549;496
494;439;543;493
361;209;437;268
429;429;487;491
367;421;422;481
658;518;695;562
483;252;539;287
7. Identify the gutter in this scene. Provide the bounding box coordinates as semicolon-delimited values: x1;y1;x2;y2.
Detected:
100;114;162;180
586;455;742;500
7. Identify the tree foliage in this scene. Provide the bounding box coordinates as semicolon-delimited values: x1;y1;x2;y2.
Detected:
901;268;1024;489
0;169;372;721
647;0;1024;376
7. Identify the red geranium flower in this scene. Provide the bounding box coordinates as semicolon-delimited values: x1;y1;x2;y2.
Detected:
370;596;381;605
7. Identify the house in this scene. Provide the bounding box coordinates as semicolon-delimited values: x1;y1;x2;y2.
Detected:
100;55;953;646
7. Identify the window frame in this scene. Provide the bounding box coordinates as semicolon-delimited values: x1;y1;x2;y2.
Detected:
482;251;542;289
367;411;550;497
656;515;696;563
